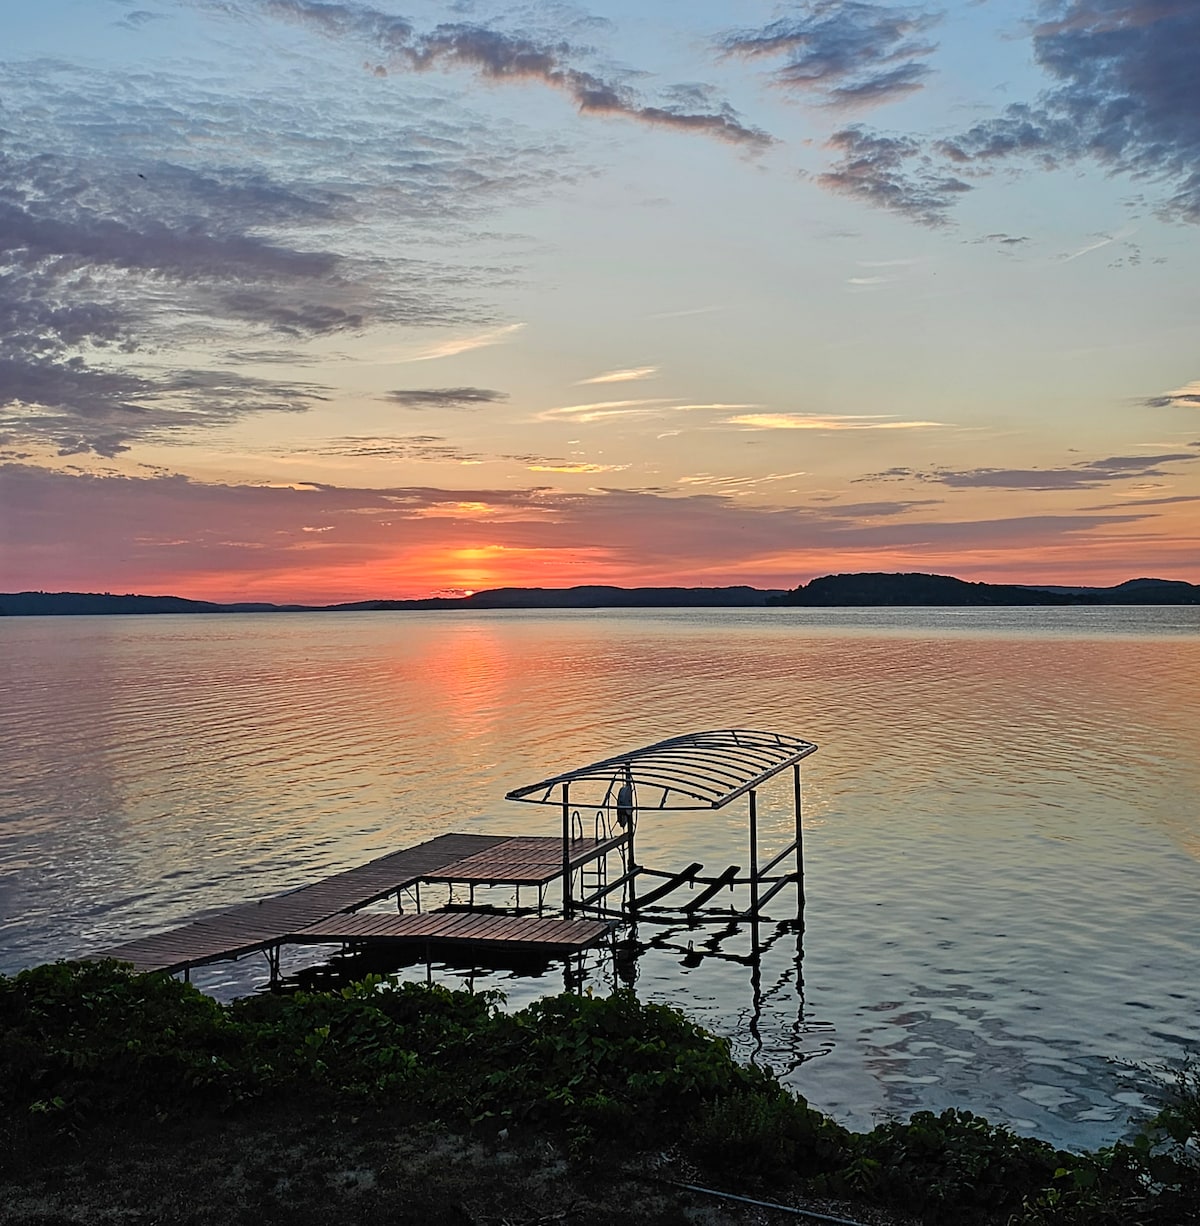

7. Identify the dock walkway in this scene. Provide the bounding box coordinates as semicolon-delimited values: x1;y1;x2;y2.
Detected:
97;832;618;975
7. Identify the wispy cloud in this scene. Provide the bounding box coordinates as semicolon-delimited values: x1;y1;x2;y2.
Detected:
537;399;674;423
400;324;527;362
313;435;486;464
727;412;943;430
0;47;553;455
243;1;773;148
817;126;971;226
385;386;509;408
722;1;942;110
644;305;723;319
527;461;630;473
1144;380;1200;409
1060;227;1136;262
576;366;658;385
678;470;809;491
866;451;1199;490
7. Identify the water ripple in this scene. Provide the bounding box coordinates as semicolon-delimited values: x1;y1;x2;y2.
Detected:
1;606;1198;1148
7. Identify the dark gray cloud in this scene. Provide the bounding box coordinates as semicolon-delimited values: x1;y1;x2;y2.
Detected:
723;1;941;109
821;2;1200;224
4;370;330;458
973;232;1030;246
941;1;1200;220
386;386;509;408
817;126;971;225
249;0;772;146
865;451;1197;490
1145;383;1200;408
0;47;558;454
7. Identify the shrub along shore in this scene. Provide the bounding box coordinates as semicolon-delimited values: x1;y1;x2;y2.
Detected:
2;961;1197;1225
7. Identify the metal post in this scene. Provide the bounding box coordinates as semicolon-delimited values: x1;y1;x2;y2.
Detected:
793;762;806;909
749;788;760;919
562;782;572;917
626;810;638;916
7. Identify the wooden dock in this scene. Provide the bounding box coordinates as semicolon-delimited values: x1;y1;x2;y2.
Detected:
96;832;618;976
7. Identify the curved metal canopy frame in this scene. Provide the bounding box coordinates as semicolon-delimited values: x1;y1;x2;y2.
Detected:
505;728;818;811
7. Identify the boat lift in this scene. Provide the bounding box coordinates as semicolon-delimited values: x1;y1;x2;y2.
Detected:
505;728;817;925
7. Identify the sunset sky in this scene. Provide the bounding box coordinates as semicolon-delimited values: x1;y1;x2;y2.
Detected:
2;0;1198;602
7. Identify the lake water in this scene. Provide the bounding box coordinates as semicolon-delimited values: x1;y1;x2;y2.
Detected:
2;606;1198;1149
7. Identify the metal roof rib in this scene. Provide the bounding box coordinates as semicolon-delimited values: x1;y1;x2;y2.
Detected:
505;728;817;811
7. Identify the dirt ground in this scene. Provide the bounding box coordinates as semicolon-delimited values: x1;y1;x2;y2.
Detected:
0;1110;918;1226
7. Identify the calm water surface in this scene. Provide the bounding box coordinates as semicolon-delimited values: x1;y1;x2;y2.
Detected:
2;607;1198;1148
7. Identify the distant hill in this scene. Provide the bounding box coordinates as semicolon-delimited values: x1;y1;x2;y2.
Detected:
768;572;1200;606
0;592;306;616
257;585;782;611
3;574;1197;616
1030;578;1200;604
0;585;782;616
450;585;775;610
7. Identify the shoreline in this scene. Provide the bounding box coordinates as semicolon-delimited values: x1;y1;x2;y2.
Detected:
2;961;1197;1225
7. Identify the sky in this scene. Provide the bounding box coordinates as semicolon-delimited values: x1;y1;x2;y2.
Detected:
2;0;1198;603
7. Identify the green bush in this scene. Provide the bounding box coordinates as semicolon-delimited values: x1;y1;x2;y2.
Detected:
0;959;243;1133
832;1108;1063;1221
2;960;1198;1225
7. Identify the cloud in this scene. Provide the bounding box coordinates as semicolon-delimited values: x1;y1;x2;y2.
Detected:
1145;380;1200;409
867;451;1198;490
385;386;509;408
527;461;630;473
1;461;1150;601
1085;493;1200;509
399;324;527;362
246;1;772;148
723;1;941;110
817;126;971;225
973;233;1030;247
1059;226;1137;261
935;1;1200;221
643;305;723;319
0;50;554;454
304;435;486;464
576;366;658;385
537;398;674;423
726;412;943;429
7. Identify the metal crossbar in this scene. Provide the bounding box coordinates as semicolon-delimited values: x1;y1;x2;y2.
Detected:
505;728;817;811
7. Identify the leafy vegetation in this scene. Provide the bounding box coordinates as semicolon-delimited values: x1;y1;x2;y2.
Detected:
2;960;1199;1224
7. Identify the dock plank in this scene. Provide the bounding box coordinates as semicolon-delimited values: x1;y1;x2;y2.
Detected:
423;834;627;886
94;832;508;973
294;910;612;954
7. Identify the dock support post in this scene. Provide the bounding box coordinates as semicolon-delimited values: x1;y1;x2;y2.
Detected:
749;788;760;919
793;762;806;911
562;783;572;918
